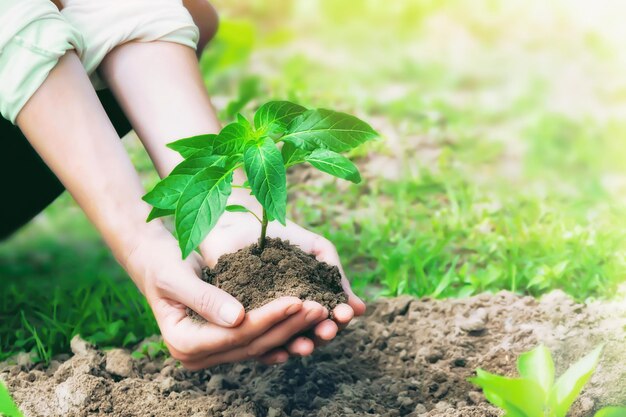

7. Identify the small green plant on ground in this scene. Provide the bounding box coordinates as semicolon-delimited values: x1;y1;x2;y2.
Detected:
130;338;169;360
0;381;23;417
143;101;378;256
470;344;626;417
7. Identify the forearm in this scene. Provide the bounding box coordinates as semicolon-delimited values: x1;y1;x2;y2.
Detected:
100;40;249;194
16;52;159;283
99;41;220;176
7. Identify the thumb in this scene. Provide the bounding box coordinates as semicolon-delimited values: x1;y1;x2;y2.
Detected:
168;272;245;327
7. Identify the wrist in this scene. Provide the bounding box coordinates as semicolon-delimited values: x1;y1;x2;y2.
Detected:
111;216;173;292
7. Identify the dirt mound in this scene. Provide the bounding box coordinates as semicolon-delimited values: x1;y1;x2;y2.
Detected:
190;238;347;317
2;291;624;416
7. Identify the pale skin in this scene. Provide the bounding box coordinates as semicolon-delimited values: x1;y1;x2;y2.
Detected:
15;1;365;369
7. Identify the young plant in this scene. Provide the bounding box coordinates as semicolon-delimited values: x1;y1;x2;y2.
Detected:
0;381;23;417
131;338;169;360
143;101;378;257
470;344;625;417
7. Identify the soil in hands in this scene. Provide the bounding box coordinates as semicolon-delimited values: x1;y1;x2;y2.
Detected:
3;290;624;417
188;238;347;319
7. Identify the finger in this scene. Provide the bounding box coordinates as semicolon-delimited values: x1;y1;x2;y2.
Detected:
182;304;324;370
313;319;338;341
341;278;367;316
310;237;367;317
181;301;326;369
257;348;290;365
286;336;315;357
182;341;290;370
332;303;354;327
167;271;245;327
161;296;302;359
244;301;327;357
304;320;339;350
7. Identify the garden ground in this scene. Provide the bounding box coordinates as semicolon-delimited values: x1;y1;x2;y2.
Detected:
3;290;625;415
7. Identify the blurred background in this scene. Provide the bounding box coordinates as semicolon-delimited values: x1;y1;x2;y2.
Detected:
1;0;625;362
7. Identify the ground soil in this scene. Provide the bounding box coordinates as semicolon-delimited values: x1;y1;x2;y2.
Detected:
2;290;624;417
188;238;347;319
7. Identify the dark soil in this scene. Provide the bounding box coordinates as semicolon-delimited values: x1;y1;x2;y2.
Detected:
2;290;625;417
188;238;347;319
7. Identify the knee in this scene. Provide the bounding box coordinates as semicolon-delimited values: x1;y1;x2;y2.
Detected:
183;0;219;53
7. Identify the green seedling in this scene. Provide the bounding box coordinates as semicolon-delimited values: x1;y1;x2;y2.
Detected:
131;338;169;360
594;407;626;417
143;101;378;257
0;381;23;417
470;344;625;417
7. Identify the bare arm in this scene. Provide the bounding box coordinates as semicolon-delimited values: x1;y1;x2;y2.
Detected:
16;52;152;267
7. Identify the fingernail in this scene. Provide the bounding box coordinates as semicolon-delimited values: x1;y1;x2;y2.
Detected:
306;308;322;322
286;303;301;316
219;303;243;325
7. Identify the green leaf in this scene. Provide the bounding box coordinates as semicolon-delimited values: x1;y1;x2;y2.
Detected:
147;207;174;222
243;137;287;225
281;141;310;167
0;381;23;417
143;175;193;210
517;344;555;395
254;101;307;133
305;148;362;183
211;122;254;156
175;167;235;258
170;152;227;176
469;369;546;417
225;204;249;213
594;407;626;417
548;345;604;417
282;108;378;152
237;113;251;128
143;152;227;213
166;134;215;158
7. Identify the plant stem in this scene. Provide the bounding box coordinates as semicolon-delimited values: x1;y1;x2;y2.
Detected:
259;208;268;251
247;209;263;224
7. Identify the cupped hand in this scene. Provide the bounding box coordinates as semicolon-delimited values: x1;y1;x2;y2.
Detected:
199;188;366;361
123;225;330;369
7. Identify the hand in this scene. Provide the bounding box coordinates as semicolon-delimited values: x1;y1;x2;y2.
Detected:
199;187;366;361
123;224;330;369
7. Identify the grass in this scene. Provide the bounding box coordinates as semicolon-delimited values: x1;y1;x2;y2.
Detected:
293;160;626;300
0;196;158;362
1;0;626;362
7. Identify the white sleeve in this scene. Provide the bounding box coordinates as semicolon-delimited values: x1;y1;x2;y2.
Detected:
0;0;84;123
60;0;200;89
